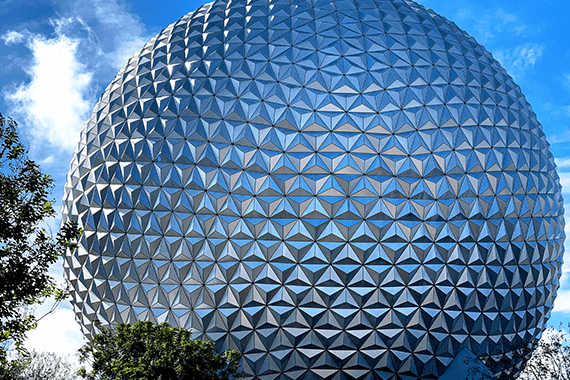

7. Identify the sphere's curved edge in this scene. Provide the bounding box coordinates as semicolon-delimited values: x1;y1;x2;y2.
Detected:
61;0;565;378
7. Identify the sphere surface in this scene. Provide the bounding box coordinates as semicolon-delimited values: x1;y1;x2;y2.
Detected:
62;0;566;378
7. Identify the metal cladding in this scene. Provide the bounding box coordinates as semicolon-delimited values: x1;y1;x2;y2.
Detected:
62;0;566;378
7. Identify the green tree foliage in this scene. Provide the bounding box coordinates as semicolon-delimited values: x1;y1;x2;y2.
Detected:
0;348;23;380
0;112;81;358
78;321;242;380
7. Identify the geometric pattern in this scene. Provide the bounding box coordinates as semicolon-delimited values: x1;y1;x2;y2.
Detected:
61;0;566;379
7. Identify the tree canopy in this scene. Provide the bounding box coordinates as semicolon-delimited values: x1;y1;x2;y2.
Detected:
78;321;242;380
4;350;80;380
519;324;570;380
0;112;80;350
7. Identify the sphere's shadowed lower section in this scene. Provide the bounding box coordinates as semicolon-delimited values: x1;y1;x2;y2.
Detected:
62;0;565;379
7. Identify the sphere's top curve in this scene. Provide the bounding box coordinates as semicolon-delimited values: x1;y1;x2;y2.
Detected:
79;0;558;172
62;0;565;379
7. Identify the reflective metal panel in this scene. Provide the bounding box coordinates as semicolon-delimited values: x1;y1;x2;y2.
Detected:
62;0;566;379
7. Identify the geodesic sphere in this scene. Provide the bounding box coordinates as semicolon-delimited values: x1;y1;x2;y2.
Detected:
62;0;566;379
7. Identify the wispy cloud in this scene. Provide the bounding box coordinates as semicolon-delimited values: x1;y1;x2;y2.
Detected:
2;30;26;44
548;130;570;144
455;8;525;43
556;156;570;195
493;43;544;79
90;0;149;70
554;290;570;313
450;7;540;79
556;157;570;168
559;171;570;195
564;74;570;88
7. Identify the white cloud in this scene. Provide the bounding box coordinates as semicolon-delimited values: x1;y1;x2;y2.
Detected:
454;8;524;43
559;257;570;288
449;8;539;79
41;155;55;165
494;43;544;79
2;0;152;154
559;171;570;195
553;289;570;313
3;19;93;151
548;128;570;144
556;157;570;168
2;30;26;45
25;304;85;358
91;0;149;70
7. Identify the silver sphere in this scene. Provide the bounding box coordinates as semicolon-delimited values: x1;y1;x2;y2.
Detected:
62;0;566;378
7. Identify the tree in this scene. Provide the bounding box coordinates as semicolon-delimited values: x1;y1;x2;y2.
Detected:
465;340;535;380
78;321;242;380
6;350;80;380
0;347;24;380
518;324;570;380
464;324;570;380
0;112;81;352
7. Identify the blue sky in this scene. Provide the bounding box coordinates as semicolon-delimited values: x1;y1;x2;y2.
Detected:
1;0;569;357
